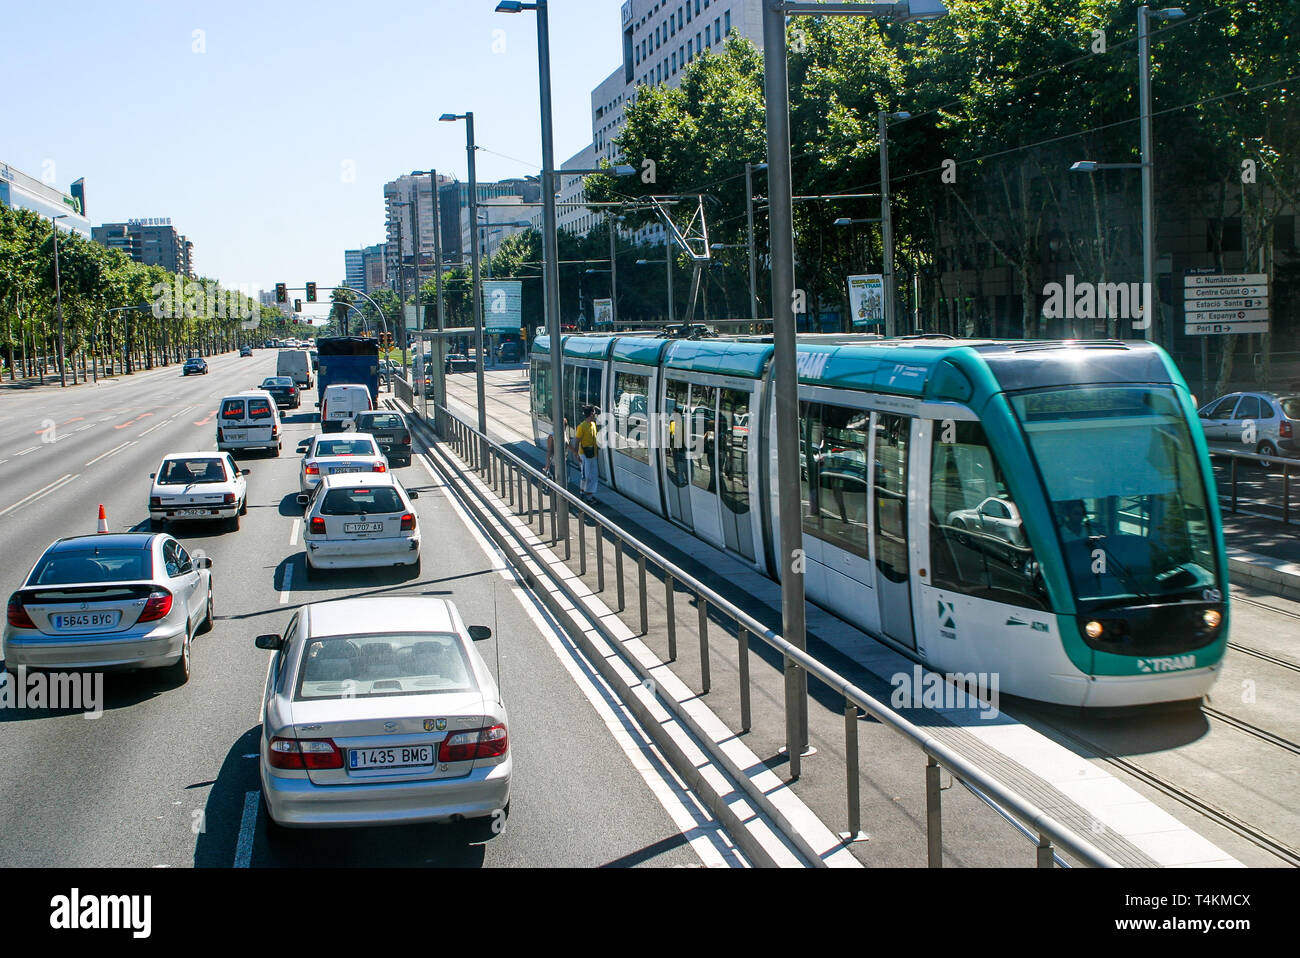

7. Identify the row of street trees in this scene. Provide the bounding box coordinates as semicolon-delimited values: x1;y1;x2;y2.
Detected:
1;204;301;383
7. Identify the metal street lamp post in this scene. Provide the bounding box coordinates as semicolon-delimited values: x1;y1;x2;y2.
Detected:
879;110;911;338
52;214;69;386
762;0;947;778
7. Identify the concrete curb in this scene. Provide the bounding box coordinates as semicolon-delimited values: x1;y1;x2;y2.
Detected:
1228;548;1300;601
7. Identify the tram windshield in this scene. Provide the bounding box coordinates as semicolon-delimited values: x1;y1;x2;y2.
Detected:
1010;386;1219;608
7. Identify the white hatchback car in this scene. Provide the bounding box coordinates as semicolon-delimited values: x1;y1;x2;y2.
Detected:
149;452;249;531
319;384;373;434
255;596;510;834
298;433;388;493
298;473;421;577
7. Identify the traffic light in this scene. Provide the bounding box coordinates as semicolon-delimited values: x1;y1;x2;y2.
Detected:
275;283;287;304
306;282;317;303
294;298;302;313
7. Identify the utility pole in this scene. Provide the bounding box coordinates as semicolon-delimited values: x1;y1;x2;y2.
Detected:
746;162;762;322
879;111;896;338
609;212;619;328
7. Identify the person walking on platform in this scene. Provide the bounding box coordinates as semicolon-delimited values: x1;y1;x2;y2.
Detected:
574;405;600;503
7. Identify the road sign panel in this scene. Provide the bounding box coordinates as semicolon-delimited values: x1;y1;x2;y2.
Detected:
1185;308;1269;323
1183;297;1267;313
1185;320;1269;336
1182;273;1268;288
1184;284;1267;300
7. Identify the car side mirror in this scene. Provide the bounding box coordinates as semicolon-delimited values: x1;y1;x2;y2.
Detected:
315;402;321;408
296;494;309;506
196;556;213;569
149;473;156;479
242;468;251;476
407;490;419;500
468;626;492;641
254;633;283;651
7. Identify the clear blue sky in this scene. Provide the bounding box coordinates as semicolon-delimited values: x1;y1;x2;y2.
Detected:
0;1;624;316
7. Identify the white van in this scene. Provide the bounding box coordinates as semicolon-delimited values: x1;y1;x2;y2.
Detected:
217;390;282;455
319;384;373;433
277;349;312;388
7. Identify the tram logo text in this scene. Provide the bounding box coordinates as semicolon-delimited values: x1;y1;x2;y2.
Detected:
890;665;1000;720
1136;654;1196;674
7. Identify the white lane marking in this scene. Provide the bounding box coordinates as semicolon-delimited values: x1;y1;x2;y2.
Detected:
0;473;79;517
137;420;168;437
289;518;301;546
233;791;260;868
13;446;37;457
279;563;294;604
416;453;742;868
84;440;134;467
75;423;96;433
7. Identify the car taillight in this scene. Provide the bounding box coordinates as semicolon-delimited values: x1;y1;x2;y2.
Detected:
150;496;162;508
400;512;416;531
6;595;34;629
272;424;279;437
268;737;343;770
305;464;319;475
1282;420;1293;439
309;517;326;535
138;590;174;623
372;462;387;472
216;427;224;441
402;435;411;445
223;492;236;505
438;724;508;762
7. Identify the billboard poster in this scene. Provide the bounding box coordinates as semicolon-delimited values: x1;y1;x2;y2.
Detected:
482;280;523;332
847;274;884;328
593;298;613;328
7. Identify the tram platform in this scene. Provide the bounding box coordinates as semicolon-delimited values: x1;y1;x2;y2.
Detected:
413;366;1260;867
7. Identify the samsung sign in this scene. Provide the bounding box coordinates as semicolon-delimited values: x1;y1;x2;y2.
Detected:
127;217;172;227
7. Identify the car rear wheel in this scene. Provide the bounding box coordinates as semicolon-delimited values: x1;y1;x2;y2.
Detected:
169;631;192;685
239;496;248;516
197;589;214;634
229;512;241;532
1256;441;1278;470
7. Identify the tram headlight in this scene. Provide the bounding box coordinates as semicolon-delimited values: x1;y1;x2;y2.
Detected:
1203;609;1222;630
1084;620;1104;640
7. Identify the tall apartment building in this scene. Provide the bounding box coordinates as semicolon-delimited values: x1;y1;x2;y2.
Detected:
362;243;387;292
592;1;765;245
383;172;460;291
344;249;366;292
92;218;194;277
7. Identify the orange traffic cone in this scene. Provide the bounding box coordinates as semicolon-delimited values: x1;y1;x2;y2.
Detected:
97;504;108;533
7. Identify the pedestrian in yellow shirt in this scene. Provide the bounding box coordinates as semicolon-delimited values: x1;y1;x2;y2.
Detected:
574;405;600;503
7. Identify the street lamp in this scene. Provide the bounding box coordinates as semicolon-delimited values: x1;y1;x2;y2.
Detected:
440;111;489;455
762;0;947;781
878;110;910;339
745;162;767;321
52;214;69;387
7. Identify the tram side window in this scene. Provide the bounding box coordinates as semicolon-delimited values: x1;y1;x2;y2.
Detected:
566;366;586;427
816;403;870;556
929;421;1047;610
798;401;823;538
614;372;650;463
583;367;603;414
532;361;551;424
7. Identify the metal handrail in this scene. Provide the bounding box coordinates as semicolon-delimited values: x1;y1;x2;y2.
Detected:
1208;446;1299;524
423;401;1120;868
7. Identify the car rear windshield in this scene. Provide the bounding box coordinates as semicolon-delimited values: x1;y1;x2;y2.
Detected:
220;399;245;419
247;399;273;419
31;549;151;584
358;414;403;430
315;439;377;457
320;487;404;515
1281;398;1300;419
263;378;293;387
159;458;228;484
296;633;476;700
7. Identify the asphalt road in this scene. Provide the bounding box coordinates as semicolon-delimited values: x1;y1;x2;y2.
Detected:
0;352;744;868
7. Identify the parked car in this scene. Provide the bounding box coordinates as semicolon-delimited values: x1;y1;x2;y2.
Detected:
353;411;412;467
254;596;509;834
216;390;282;456
445;353;475;373
149;451;249;531
298;433;388;493
260;376;301;410
296;472;420;576
1197;391;1300;467
182;357;208;376
4;533;213;684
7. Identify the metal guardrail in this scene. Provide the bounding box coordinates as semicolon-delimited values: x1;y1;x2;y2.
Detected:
417;399;1119;868
1211;447;1300;524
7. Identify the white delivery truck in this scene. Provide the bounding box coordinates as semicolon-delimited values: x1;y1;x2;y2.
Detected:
277;349;312;388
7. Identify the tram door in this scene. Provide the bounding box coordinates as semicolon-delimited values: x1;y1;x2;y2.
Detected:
873;412;916;649
719;388;755;560
686;383;725;549
663;378;693;528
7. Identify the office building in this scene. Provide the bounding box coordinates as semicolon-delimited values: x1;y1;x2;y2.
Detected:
92;218;194;277
0;162;91;237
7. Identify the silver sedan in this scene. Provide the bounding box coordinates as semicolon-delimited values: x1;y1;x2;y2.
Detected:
298;433;389;493
256;596;510;835
3;533;213;684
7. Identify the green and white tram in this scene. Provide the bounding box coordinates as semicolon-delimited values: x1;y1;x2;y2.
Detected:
530;335;1228;707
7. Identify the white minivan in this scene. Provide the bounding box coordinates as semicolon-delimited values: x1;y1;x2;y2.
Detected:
217;390;282;456
277;349;312;388
319;384;373;434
